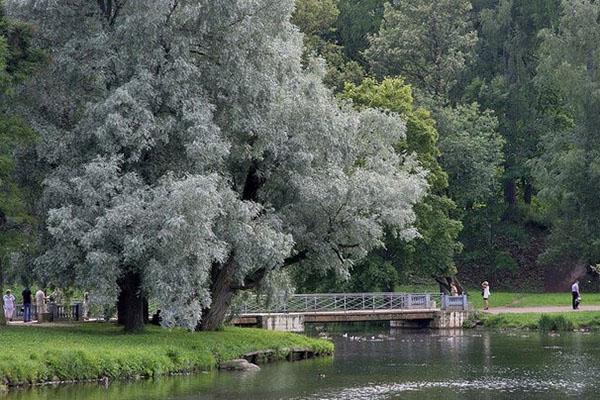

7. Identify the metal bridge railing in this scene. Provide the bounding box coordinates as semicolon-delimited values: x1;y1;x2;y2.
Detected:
236;292;462;314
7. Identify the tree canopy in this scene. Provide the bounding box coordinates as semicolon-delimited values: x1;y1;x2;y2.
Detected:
11;0;427;330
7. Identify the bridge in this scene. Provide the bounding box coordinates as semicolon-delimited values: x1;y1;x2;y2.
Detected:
232;292;470;332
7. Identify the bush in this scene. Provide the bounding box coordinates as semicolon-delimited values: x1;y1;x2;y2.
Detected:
538;314;574;332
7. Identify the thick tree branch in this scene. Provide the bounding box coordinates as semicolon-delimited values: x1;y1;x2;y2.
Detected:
242;161;265;202
232;249;310;291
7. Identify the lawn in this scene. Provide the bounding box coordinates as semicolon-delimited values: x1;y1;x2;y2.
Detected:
396;284;600;309
480;311;600;331
0;323;333;387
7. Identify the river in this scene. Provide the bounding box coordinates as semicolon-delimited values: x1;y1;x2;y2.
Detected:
3;327;600;399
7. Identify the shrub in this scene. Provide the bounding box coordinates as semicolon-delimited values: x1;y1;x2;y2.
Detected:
538;314;574;332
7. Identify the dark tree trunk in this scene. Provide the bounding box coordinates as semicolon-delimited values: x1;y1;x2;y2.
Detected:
117;271;145;332
143;298;149;324
503;178;516;207
523;180;533;204
198;260;237;331
434;276;464;295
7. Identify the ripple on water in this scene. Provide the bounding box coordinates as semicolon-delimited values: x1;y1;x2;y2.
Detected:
290;378;586;400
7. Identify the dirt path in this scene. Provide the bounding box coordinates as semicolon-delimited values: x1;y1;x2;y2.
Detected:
484;305;600;314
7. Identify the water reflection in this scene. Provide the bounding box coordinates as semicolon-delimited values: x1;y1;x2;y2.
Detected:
4;328;600;400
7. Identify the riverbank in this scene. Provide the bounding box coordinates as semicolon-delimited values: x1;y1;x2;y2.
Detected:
0;323;333;389
475;311;600;331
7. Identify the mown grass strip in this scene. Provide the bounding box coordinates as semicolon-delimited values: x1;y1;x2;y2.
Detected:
396;285;600;309
0;323;333;387
479;311;600;331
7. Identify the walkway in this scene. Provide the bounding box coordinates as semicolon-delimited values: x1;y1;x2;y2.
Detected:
485;305;600;314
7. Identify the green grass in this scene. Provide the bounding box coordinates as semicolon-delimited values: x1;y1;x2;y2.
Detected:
473;291;600;309
480;311;600;331
0;323;333;387
396;284;600;310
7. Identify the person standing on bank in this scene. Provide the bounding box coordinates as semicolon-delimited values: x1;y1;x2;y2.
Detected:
22;287;32;323
481;281;491;310
572;279;581;310
3;290;16;321
35;288;46;321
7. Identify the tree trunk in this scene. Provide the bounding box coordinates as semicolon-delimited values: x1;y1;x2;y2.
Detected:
503;177;516;207
523;180;533;205
198;260;237;331
117;271;145;332
434;276;464;295
143;297;149;324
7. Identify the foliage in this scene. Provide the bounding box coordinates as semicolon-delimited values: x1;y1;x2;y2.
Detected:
532;0;600;266
292;0;365;91
538;314;573;332
365;0;477;100
0;0;43;325
340;78;462;282
335;0;386;64
291;0;338;37
481;312;600;331
464;0;563;209
435;103;504;210
0;323;333;386
11;0;427;329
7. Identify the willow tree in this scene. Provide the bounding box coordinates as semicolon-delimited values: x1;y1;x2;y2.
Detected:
11;0;427;331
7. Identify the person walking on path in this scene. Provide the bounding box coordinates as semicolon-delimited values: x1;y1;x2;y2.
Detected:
35;288;46;321
3;290;16;321
22;287;32;322
481;281;491;310
81;292;90;321
572;280;581;310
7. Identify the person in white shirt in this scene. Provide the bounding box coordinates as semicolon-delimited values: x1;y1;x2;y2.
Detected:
481;281;491;310
3;289;16;321
571;280;580;310
35;288;47;320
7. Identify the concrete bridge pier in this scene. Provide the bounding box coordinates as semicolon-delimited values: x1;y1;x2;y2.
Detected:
390;311;469;329
257;313;305;332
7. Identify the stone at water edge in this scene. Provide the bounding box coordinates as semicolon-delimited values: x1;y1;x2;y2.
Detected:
219;359;261;371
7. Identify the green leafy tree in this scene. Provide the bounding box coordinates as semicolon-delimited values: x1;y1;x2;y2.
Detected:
336;0;386;64
365;0;477;100
0;1;42;325
292;0;365;91
296;78;462;291
464;0;562;209
435;103;505;211
533;0;600;265
292;0;338;37
15;0;427;331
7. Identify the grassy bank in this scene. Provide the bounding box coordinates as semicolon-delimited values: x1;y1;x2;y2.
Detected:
0;323;333;388
478;311;600;331
474;292;600;309
397;285;600;309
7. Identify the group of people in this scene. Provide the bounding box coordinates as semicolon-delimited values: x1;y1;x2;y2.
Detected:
3;287;50;322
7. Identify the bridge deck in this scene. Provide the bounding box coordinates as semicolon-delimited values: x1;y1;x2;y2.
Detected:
233;293;468;330
234;308;440;325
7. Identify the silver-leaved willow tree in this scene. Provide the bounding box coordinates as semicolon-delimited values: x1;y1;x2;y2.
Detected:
10;0;427;331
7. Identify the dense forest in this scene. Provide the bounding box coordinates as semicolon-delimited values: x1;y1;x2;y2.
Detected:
1;0;600;330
